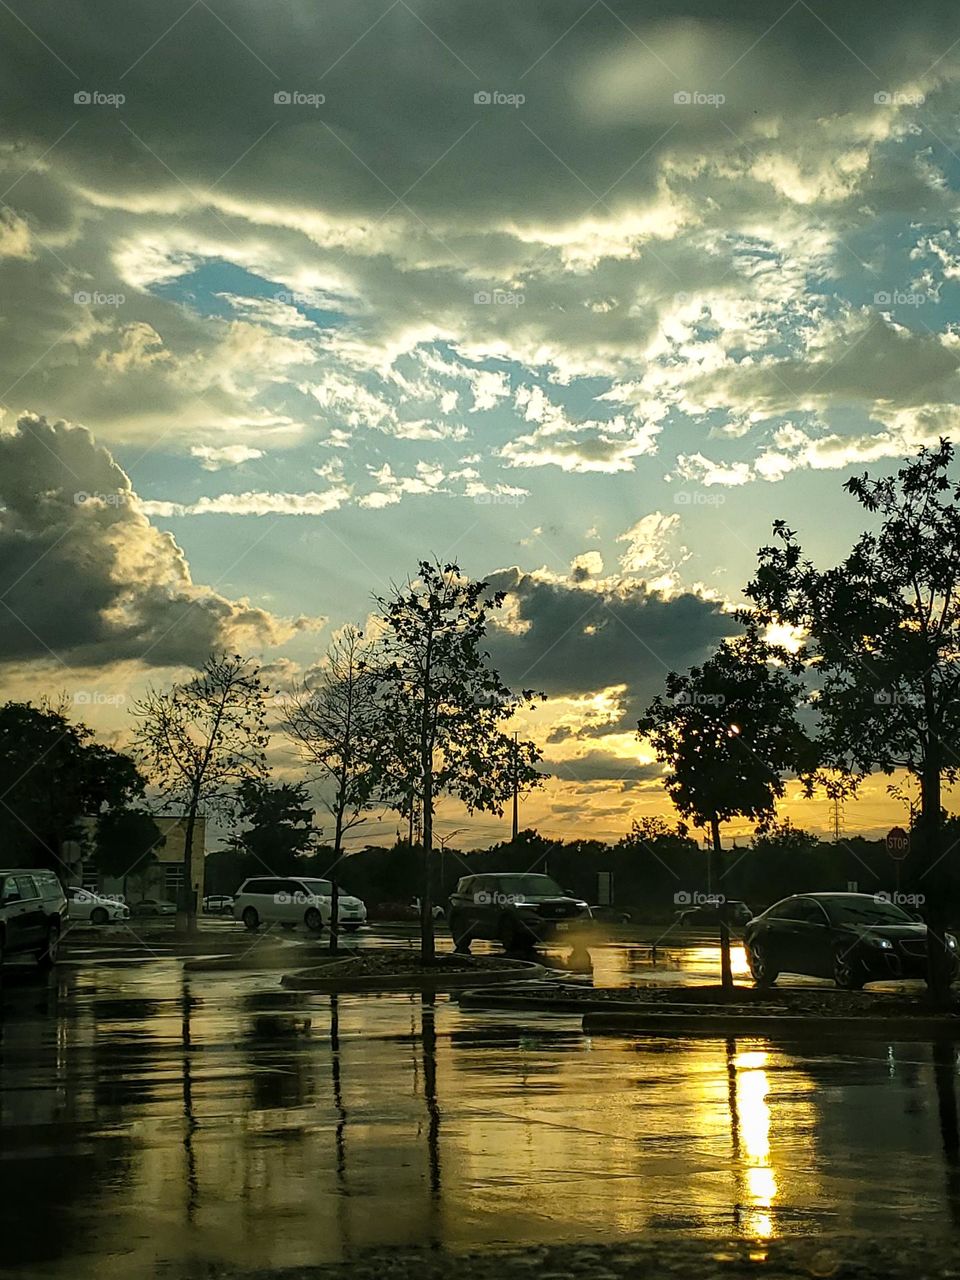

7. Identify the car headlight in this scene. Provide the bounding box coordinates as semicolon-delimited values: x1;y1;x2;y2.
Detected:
947;934;958;951
866;935;893;949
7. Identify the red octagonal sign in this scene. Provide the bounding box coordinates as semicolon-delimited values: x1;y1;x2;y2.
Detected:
886;826;910;860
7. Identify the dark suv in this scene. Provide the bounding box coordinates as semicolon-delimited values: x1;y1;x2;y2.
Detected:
0;869;67;967
448;873;591;951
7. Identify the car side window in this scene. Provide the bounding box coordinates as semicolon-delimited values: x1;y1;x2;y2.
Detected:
1;877;21;903
793;898;829;925
17;875;39;900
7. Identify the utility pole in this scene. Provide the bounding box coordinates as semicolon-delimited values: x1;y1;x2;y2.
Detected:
511;731;519;841
832;793;843;842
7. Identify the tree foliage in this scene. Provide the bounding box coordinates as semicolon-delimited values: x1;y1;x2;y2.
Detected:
372;561;544;961
226;778;319;875
745;439;960;995
0;698;145;874
131;653;270;922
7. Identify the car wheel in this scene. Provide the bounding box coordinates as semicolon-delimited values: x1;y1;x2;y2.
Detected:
242;906;260;931
37;923;59;968
304;907;323;932
90;906;108;926
449;912;473;954
748;943;778;987
498;916;520;952
833;947;866;990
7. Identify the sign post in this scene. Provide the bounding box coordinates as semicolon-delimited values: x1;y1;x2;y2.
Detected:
886;826;910;896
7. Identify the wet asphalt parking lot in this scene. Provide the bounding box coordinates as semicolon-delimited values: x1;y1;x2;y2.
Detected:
1;923;959;1279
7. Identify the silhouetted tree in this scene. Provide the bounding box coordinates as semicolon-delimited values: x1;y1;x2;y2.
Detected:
93;807;164;897
0;698;144;874
283;625;380;949
746;440;960;998
132;654;269;929
372;561;543;962
638;629;809;989
226;778;319;875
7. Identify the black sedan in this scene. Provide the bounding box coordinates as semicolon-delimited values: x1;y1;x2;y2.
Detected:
744;892;959;989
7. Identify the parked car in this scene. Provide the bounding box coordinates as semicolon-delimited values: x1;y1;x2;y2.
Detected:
130;898;178;917
744;892;959;989
675;899;754;929
0;869;66;967
448;873;592;952
202;894;235;915
66;886;129;925
233;876;367;932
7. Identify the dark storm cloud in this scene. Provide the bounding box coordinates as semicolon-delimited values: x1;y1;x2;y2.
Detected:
484;566;739;726
0;414;302;668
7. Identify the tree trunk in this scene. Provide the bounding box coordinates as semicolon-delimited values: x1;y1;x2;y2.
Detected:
921;755;951;1004
420;766;435;965
329;807;343;955
711;814;733;992
178;796;200;935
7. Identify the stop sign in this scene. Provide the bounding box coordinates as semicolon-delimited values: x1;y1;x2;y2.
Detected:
886;826;910;860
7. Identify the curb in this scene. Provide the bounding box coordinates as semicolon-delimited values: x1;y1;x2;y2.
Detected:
281;959;546;993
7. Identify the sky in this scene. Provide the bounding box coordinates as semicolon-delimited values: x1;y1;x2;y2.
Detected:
1;0;959;847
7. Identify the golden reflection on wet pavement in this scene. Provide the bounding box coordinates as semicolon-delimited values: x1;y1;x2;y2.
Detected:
0;939;958;1277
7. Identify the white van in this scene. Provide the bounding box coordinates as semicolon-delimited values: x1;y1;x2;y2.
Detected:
233;876;367;933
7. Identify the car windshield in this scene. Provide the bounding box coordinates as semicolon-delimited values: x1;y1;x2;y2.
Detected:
298;879;333;895
496;875;564;897
826;898;914;926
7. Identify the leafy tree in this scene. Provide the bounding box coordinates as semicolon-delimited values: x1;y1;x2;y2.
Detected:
93;808;165;896
745;440;960;997
372;561;543;962
131;654;270;929
282;625;380;949
226;778;319;875
638;629;809;989
0;698;145;874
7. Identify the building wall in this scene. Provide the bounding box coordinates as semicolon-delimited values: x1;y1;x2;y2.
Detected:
98;815;206;906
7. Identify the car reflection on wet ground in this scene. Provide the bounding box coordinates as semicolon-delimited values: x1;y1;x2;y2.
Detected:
1;926;960;1278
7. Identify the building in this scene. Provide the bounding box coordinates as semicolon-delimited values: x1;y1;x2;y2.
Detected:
91;815;207;906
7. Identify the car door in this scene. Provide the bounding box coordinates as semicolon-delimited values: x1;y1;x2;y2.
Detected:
777;897;832;976
16;875;44;945
1;875;37;953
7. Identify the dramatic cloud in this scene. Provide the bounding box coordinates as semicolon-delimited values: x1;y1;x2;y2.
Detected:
0;414;308;668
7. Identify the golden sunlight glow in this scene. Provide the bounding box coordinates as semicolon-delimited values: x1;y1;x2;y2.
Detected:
736;1051;777;1239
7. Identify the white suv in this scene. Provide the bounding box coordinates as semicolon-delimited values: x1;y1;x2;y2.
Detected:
233;876;367;933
